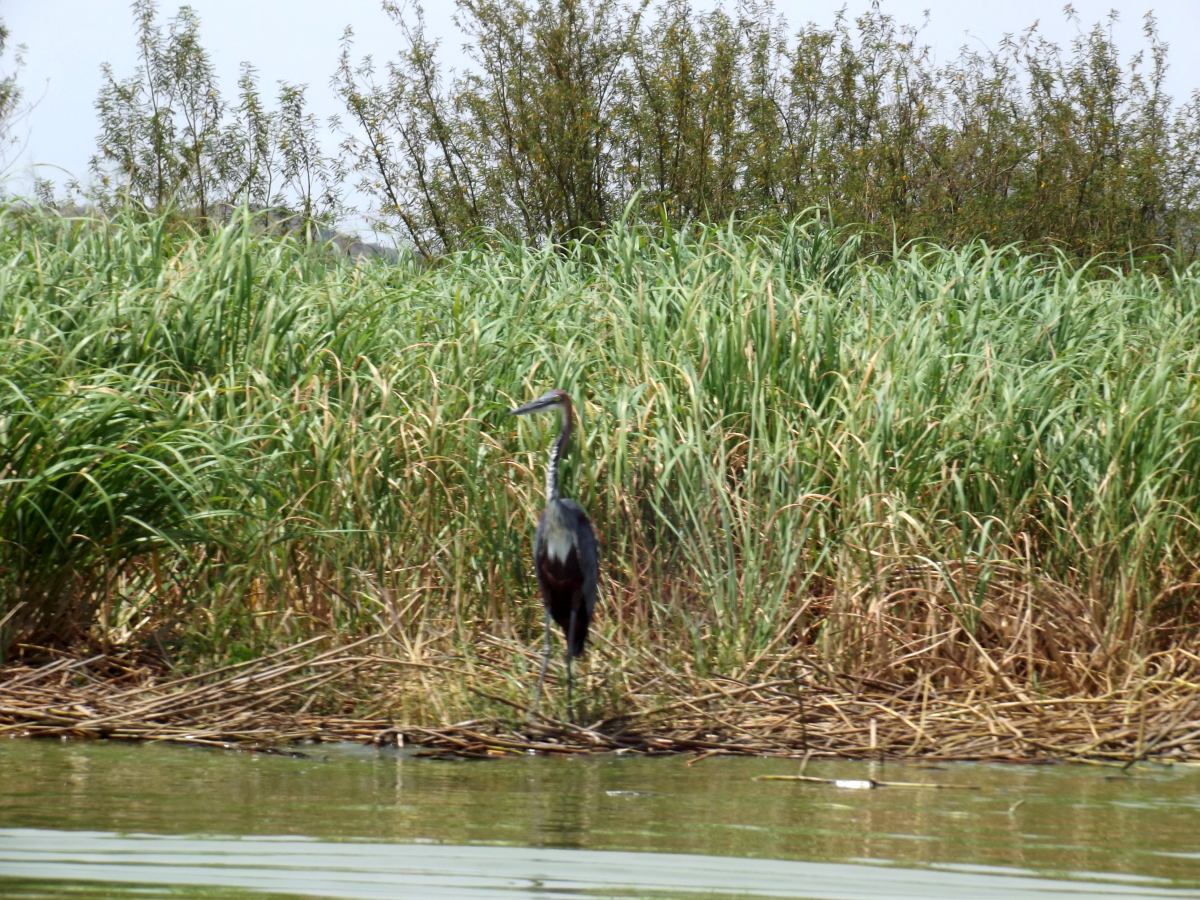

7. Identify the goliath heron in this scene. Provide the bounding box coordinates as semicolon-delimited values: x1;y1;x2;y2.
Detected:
510;388;599;718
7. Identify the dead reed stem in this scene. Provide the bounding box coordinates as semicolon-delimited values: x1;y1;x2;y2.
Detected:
2;633;1198;762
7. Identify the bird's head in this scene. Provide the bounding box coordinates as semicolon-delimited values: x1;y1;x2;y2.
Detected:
510;388;573;417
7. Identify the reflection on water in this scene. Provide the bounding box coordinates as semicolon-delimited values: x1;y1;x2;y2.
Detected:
0;739;1198;897
0;828;1192;899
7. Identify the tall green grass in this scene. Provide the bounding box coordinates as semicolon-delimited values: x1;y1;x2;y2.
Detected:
1;206;1197;697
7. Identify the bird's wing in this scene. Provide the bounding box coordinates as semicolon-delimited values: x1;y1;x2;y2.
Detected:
579;518;599;617
560;499;599;616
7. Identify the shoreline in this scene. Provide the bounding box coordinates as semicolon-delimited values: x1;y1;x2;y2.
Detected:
3;636;1197;763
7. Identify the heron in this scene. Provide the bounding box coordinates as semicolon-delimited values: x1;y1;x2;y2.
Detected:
510;388;599;719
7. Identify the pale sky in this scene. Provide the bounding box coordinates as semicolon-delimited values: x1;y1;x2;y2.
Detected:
5;0;1200;216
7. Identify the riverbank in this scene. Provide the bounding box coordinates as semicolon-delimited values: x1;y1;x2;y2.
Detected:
3;633;1197;761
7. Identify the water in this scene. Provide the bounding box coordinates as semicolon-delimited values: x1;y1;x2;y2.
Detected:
0;739;1197;897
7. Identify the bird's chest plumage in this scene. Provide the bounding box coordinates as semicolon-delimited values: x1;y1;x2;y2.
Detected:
538;546;581;590
542;526;574;565
537;505;581;590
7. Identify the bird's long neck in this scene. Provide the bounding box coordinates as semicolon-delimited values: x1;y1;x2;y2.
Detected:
546;399;573;502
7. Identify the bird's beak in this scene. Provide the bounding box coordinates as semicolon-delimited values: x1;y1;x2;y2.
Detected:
510;391;560;416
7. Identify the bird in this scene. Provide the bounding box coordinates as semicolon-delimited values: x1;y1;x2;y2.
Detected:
510;388;599;719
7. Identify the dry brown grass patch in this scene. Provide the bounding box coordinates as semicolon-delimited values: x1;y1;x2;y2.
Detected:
2;625;1198;762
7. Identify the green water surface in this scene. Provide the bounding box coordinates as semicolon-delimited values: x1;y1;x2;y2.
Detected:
0;739;1197;897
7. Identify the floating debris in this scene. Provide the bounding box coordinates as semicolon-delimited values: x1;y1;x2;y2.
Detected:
754;775;980;790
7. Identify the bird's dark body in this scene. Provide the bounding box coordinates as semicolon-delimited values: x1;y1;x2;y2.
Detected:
534;498;598;659
509;387;599;716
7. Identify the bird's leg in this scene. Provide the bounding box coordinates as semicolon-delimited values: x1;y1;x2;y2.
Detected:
566;606;577;723
531;608;552;718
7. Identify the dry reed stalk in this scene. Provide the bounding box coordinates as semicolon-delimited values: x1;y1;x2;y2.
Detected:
2;634;1199;761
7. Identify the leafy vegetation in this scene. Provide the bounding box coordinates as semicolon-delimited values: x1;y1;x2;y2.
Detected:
3;4;1199;742
1;207;1197;716
90;0;341;228
0;0;1181;261
336;0;1200;259
0;15;26;178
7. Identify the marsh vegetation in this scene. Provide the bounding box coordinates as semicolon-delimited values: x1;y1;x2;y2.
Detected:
1;207;1198;757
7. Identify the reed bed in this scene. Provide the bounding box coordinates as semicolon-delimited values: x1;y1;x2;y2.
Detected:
2;635;1197;761
1;205;1199;759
